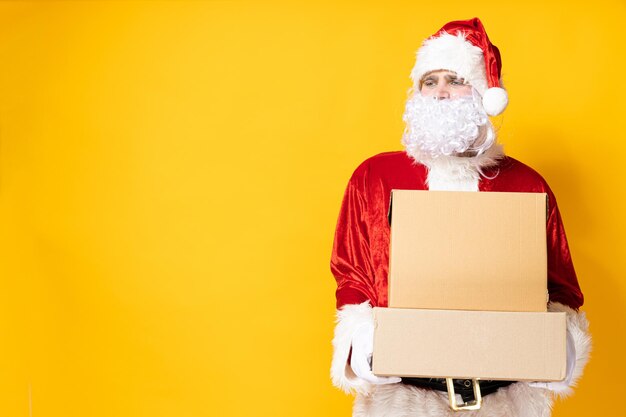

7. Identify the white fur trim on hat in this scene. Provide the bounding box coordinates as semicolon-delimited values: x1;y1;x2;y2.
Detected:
411;32;489;95
330;301;375;395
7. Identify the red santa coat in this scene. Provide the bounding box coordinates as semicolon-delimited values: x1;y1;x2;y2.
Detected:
329;151;590;417
331;151;583;310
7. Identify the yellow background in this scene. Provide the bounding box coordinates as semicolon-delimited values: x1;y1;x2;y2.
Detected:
0;1;623;416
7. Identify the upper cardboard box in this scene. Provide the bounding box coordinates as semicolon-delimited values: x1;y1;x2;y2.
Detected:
388;190;548;312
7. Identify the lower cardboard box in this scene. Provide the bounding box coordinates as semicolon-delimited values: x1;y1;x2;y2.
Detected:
372;307;566;381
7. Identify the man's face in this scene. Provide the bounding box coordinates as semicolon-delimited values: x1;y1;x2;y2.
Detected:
420;70;472;99
402;70;494;161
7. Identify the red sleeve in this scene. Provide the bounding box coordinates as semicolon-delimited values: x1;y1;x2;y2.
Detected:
330;163;378;309
546;194;584;309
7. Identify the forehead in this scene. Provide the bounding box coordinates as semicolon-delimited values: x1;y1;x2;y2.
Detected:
421;70;462;79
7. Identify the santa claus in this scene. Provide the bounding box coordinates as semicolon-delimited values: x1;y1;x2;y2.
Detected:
329;17;591;417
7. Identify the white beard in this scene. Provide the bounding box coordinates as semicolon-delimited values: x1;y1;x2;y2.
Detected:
402;90;495;160
401;90;504;190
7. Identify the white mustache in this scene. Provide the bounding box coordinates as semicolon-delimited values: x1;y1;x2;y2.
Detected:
402;92;494;160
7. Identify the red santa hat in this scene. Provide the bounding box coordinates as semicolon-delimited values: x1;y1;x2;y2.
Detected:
410;17;508;116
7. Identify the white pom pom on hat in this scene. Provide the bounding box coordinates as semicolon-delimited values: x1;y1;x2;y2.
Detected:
482;86;508;116
410;17;508;116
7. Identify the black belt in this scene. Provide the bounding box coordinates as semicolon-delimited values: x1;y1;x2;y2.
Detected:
401;377;516;403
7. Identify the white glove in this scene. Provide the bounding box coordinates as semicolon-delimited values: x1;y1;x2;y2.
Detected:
529;328;576;392
350;322;402;385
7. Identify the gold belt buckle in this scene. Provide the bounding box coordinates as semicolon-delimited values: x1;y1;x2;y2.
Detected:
445;378;482;411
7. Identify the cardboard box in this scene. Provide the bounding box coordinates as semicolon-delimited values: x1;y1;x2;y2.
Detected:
372;307;566;381
388;190;548;312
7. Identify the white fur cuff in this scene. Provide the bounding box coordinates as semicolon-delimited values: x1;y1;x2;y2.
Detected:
547;301;592;397
331;301;375;395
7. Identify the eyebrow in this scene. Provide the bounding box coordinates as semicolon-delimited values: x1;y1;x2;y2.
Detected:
444;74;463;81
422;74;465;82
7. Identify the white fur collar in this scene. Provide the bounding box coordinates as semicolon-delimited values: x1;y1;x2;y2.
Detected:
410;143;505;191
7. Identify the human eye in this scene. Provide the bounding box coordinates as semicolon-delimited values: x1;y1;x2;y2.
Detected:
450;78;465;86
423;79;436;87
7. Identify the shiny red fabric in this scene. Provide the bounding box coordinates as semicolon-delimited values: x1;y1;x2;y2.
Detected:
436;17;503;89
330;151;583;310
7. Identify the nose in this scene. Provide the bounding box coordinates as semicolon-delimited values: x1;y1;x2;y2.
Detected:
435;84;450;100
